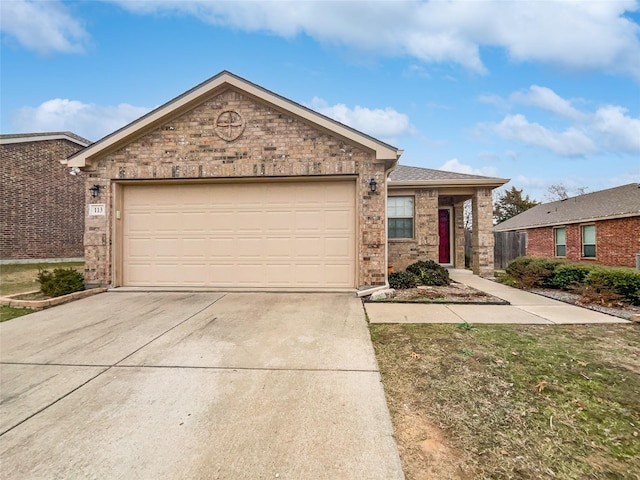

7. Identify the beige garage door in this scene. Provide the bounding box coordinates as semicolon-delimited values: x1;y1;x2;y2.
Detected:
121;181;356;289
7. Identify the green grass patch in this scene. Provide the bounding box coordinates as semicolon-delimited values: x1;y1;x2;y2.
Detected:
0;262;83;296
371;323;640;479
0;305;33;322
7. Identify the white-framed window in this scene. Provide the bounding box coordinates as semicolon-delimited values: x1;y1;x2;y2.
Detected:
554;227;566;257
388;196;414;239
582;224;596;258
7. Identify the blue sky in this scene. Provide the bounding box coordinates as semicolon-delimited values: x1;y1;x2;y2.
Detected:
1;0;639;201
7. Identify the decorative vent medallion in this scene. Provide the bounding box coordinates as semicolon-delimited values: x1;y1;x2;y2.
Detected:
215;110;245;141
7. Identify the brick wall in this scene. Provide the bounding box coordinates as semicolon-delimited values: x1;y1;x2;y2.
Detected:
526;216;640;267
82;88;388;287
1;139;85;261
387;188;438;271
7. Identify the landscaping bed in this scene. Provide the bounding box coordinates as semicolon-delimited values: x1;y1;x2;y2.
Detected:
370;282;508;305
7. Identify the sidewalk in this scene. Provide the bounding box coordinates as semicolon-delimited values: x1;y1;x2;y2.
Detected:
365;269;629;325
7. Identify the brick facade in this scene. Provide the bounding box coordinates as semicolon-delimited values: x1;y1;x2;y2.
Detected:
526;216;640;267
1;138;85;261
82;89;388;288
387;188;439;271
472;187;495;276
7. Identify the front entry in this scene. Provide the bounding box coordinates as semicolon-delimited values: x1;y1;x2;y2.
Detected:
438;208;452;264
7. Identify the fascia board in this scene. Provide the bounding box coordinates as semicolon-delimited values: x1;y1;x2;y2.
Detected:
2;134;91;147
494;212;640;232
389;178;509;189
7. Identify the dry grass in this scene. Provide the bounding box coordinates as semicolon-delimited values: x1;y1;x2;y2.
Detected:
0;262;83;296
371;323;640;480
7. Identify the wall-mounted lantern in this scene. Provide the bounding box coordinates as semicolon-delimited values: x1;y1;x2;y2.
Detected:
89;184;102;198
369;178;378;193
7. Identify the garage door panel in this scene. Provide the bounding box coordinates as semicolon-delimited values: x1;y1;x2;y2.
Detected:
325;238;352;258
265;237;293;257
122;181;355;288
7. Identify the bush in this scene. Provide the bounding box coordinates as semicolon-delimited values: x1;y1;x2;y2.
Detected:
504;257;564;288
551;263;596;290
37;268;85;297
585;268;640;306
388;271;420;289
406;260;451;286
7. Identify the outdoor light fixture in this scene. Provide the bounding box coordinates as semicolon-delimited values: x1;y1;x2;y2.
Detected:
369;178;377;193
89;184;102;198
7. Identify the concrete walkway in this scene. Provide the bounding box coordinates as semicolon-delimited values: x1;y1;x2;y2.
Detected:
0;292;404;479
366;269;628;325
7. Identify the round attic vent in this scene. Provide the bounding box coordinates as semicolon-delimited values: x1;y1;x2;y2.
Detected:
215;110;245;142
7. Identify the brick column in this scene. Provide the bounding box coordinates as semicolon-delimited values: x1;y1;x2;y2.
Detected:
417;189;439;261
472;188;495;277
454;201;465;268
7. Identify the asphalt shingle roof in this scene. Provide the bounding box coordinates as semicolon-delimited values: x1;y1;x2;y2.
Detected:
389;164;505;182
494;183;640;231
0;131;92;145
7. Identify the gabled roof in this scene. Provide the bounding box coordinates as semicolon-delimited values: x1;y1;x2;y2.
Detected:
0;131;91;147
494;183;640;231
389;164;508;188
66;70;402;168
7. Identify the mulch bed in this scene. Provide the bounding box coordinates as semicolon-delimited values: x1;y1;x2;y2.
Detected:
372;281;509;305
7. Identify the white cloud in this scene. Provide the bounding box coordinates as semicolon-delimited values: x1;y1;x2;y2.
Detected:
510;85;587;121
309;97;411;143
0;0;89;54
591;105;640;154
488;114;597;157
439;158;498;177
111;0;640;80
13;99;151;141
479;86;640;156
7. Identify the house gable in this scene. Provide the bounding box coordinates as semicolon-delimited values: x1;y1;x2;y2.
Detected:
67;71;400;169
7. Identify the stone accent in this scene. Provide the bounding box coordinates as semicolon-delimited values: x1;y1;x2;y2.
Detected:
0;287;108;311
82;89;388;288
1;139;85;261
472;187;495;277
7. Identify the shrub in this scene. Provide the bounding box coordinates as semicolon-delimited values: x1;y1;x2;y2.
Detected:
388;271;419;289
504;257;564;288
585;268;640;306
37;268;85;297
551;263;596;290
406;260;451;286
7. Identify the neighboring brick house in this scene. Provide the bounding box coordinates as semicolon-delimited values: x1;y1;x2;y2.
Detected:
64;71;507;290
1;132;91;263
494;184;640;268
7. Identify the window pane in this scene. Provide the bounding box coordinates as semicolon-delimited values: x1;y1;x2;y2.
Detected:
556;245;566;257
583;244;596;257
389;218;413;239
555;228;566;245
582;225;596;244
388;197;413;218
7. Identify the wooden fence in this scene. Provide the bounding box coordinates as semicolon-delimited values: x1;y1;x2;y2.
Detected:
464;230;527;270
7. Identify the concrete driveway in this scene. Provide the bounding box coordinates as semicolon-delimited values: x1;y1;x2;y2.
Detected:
0;292;403;479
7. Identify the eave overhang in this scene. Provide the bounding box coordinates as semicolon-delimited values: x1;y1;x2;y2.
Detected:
494;211;640;232
388;178;509;189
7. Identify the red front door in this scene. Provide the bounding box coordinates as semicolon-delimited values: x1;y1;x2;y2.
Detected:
438;209;451;264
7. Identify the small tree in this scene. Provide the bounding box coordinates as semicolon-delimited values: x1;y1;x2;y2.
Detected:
493;186;538;224
545;183;589;201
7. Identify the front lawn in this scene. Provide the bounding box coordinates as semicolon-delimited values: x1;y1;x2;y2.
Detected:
0;262;83;296
371;323;640;480
0;305;33;322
